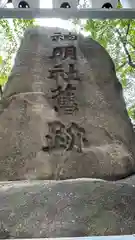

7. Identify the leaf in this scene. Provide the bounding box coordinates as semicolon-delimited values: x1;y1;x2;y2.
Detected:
0;74;8;86
121;75;127;88
0;56;3;64
128;105;135;120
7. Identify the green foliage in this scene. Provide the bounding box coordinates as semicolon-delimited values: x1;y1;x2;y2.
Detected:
117;0;122;8
0;56;3;65
84;19;135;121
128;105;135;120
0;18;36;86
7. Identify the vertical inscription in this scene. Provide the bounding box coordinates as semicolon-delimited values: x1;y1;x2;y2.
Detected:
49;62;79;114
57;84;78;115
42;121;88;153
49;33;80;115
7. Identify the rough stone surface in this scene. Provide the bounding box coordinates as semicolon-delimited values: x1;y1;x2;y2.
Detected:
0;179;135;238
0;26;135;181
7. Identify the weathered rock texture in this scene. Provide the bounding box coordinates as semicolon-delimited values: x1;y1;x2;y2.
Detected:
0;26;135;181
1;26;135;238
1;179;135;238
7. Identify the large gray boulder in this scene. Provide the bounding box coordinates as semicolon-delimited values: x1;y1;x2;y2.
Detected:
0;179;135;238
0;26;135;181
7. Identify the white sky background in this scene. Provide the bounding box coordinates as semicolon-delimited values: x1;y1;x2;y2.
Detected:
38;0;88;34
38;0;74;29
7;0;88;35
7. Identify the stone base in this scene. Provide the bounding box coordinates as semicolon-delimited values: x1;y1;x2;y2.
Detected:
0;179;135;238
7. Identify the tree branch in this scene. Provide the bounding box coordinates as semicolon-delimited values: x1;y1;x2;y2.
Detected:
115;28;135;69
126;21;131;39
0;85;3;98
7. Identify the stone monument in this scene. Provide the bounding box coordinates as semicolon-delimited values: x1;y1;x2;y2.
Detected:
0;26;135;181
0;26;135;237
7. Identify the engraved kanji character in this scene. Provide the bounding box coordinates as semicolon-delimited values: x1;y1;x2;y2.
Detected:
68;33;77;40
50;47;63;60
52;82;76;99
64;46;77;60
43;121;71;151
66;122;86;152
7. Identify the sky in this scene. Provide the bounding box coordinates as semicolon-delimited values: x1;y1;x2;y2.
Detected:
7;0;88;35
38;0;73;29
7;0;74;30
